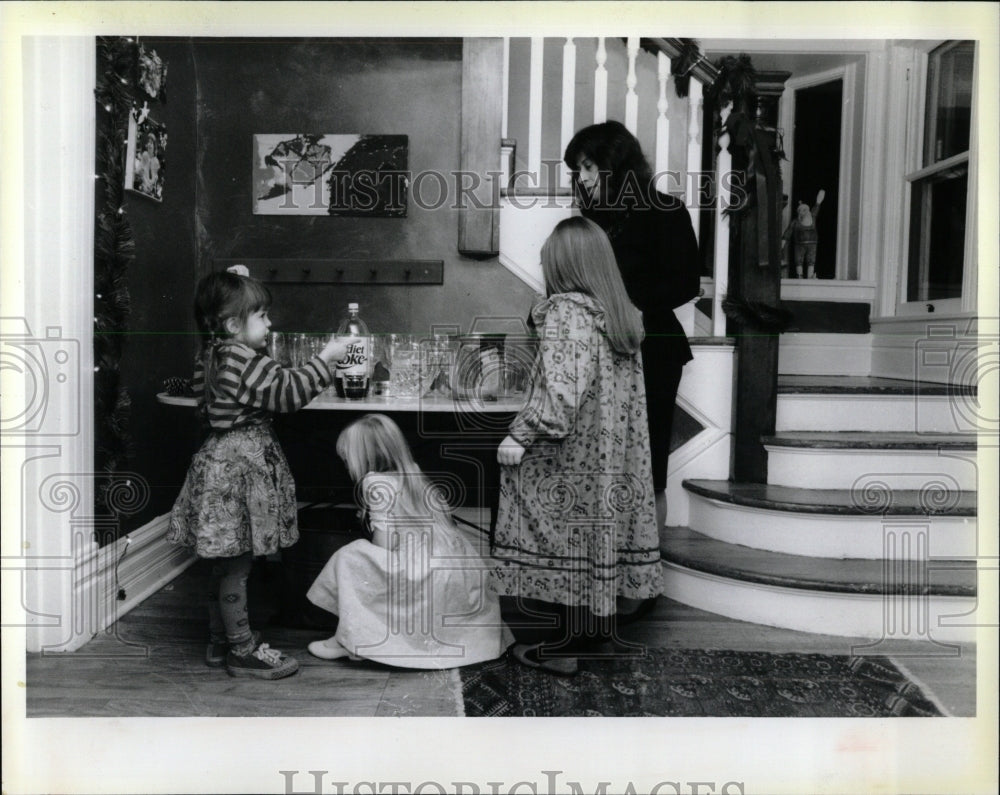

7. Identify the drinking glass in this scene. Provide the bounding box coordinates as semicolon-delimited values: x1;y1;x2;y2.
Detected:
389;334;421;398
268;332;293;367
421;334;454;397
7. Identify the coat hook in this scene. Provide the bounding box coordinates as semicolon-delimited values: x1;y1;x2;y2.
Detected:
336;269;344;278
302;268;311;277
404;269;412;278
370;269;378;278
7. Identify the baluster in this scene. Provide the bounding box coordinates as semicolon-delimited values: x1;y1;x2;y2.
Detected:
593;37;607;123
501;37;510;140
686;78;704;243
560;37;576;188
654;51;671;193
713;102;733;338
528;37;544;185
500;37;512;190
625;37;640;133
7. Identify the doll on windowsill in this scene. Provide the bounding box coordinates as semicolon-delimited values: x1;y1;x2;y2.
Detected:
782;189;825;278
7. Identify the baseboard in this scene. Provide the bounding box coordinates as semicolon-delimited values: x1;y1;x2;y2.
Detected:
779;333;873;376
55;513;197;653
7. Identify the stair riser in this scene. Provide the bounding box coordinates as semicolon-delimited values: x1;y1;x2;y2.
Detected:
663;562;977;642
777;394;978;433
688;496;977;560
765;447;978;490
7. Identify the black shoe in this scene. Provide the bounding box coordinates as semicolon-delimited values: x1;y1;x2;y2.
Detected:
226;641;299;680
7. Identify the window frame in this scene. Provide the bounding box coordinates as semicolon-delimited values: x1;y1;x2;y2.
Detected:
897;40;978;317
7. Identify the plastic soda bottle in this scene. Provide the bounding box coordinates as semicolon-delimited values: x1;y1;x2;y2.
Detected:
334;302;371;399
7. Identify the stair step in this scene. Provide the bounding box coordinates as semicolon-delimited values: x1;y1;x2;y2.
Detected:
660;528;978;640
777;375;975;396
761;432;979;490
762;431;976;449
775;376;979;432
661;526;977;596
682;479;977;516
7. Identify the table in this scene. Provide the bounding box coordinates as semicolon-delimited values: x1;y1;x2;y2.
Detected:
156;390;525;511
159;390;526;627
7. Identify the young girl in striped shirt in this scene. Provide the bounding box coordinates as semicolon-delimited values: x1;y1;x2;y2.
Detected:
168;269;356;680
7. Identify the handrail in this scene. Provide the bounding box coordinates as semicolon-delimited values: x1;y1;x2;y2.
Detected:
641;38;721;87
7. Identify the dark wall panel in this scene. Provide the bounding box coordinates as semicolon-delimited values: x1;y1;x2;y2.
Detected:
118;38;536;532
118;39;200;532
192;38;535;337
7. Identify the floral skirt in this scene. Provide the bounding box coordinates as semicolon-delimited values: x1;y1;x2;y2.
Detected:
167;423;298;558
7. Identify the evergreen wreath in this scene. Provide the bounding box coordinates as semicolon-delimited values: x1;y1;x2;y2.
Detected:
93;36;139;520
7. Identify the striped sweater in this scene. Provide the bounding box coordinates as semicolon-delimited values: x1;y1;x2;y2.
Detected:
193;342;333;431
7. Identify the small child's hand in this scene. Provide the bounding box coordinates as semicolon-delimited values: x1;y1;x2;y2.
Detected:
497;435;526;466
320;336;360;365
816;189;826;205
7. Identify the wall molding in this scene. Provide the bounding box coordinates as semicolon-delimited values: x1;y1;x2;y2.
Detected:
56;514;197;654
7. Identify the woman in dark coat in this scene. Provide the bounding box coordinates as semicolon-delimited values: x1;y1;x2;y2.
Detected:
563;120;701;533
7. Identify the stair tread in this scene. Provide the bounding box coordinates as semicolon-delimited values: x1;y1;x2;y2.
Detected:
777;375;975;396
661;526;977;596
682;479;977;515
762;431;977;450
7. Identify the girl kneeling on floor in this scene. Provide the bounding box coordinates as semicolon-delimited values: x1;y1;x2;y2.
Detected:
168;269;356;680
307;413;513;668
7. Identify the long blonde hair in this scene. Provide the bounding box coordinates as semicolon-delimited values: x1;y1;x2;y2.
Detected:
540;216;644;355
336;414;449;519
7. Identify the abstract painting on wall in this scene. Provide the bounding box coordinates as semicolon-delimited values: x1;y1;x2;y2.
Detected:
252;134;408;216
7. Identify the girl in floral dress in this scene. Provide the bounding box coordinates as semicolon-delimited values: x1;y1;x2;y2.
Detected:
492;216;662;676
168;269;355;680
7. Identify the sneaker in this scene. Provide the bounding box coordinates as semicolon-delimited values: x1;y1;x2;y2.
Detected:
206;631;261;668
225;642;299;680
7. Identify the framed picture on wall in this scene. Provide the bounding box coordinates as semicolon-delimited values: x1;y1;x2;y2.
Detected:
124;108;167;202
252;133;408;216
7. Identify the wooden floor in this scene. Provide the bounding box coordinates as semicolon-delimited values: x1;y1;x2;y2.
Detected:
26;557;976;718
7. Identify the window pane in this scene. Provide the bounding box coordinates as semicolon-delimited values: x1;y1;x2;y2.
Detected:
907;168;967;302
924;41;974;164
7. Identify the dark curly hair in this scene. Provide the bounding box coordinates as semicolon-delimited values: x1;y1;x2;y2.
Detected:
563;120;655;211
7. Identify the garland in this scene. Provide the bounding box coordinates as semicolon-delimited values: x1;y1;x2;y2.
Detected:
93;36;138;518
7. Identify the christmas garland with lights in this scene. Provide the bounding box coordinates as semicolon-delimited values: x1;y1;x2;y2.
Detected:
93;36;138;517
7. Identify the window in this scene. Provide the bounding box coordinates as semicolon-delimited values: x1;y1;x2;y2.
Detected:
904;41;975;308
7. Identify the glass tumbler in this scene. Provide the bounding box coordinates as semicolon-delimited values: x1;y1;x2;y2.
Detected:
388;334;421;398
268;332;293;367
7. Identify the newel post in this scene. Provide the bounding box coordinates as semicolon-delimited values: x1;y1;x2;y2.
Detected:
713;62;791;483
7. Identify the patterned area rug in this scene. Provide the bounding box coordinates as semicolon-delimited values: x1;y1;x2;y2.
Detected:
460;648;943;717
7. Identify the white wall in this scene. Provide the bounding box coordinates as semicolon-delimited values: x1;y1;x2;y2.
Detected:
4;37;97;653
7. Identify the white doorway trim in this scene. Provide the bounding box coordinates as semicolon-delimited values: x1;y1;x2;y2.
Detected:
780;63;857;282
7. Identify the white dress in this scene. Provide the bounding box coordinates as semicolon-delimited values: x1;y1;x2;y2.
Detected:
306;473;513;669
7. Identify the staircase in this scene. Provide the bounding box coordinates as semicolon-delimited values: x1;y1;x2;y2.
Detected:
661;376;979;644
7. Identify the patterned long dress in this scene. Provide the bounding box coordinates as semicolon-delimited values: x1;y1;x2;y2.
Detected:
491;292;662;617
